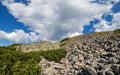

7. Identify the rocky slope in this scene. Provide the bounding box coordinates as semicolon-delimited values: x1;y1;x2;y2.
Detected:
40;30;120;75
14;41;60;52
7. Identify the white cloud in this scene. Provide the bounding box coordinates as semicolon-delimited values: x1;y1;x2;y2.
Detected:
92;0;119;4
0;30;40;43
112;13;120;29
94;12;120;32
94;20;115;32
29;32;41;42
2;0;114;41
68;32;82;38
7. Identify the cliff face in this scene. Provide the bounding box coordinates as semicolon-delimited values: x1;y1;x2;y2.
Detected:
40;31;120;75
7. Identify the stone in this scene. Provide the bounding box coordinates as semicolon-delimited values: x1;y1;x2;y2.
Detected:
109;57;118;64
83;66;98;75
105;71;114;75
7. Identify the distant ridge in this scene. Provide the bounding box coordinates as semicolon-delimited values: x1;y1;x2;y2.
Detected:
13;40;60;52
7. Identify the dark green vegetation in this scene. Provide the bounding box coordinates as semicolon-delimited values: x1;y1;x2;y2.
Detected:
114;29;120;34
60;38;71;47
0;46;67;75
60;37;70;42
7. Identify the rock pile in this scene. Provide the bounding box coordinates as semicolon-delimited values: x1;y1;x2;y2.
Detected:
40;32;120;75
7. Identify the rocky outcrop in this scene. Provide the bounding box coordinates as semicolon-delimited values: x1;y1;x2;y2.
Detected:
15;41;60;52
40;31;120;75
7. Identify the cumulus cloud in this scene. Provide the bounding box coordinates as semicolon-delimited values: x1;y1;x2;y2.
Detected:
112;13;120;28
68;32;82;38
2;0;115;41
0;30;40;43
94;20;115;32
94;12;120;32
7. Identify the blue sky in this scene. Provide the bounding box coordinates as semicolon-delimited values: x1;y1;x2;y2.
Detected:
0;0;120;45
0;3;29;33
0;2;30;45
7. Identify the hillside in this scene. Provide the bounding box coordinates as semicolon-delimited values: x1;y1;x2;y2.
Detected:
40;29;120;75
0;29;120;75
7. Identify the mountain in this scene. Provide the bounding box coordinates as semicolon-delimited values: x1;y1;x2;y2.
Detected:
39;29;120;75
1;29;120;75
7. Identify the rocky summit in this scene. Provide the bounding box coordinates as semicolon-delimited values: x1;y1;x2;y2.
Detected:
40;30;120;75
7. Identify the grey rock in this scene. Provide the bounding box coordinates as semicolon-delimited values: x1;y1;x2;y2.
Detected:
83;66;98;75
105;71;114;75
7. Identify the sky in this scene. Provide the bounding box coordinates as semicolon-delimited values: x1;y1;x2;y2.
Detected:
0;0;120;46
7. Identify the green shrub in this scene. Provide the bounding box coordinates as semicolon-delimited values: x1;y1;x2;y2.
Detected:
0;46;66;75
40;49;67;62
60;37;70;42
114;29;120;34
